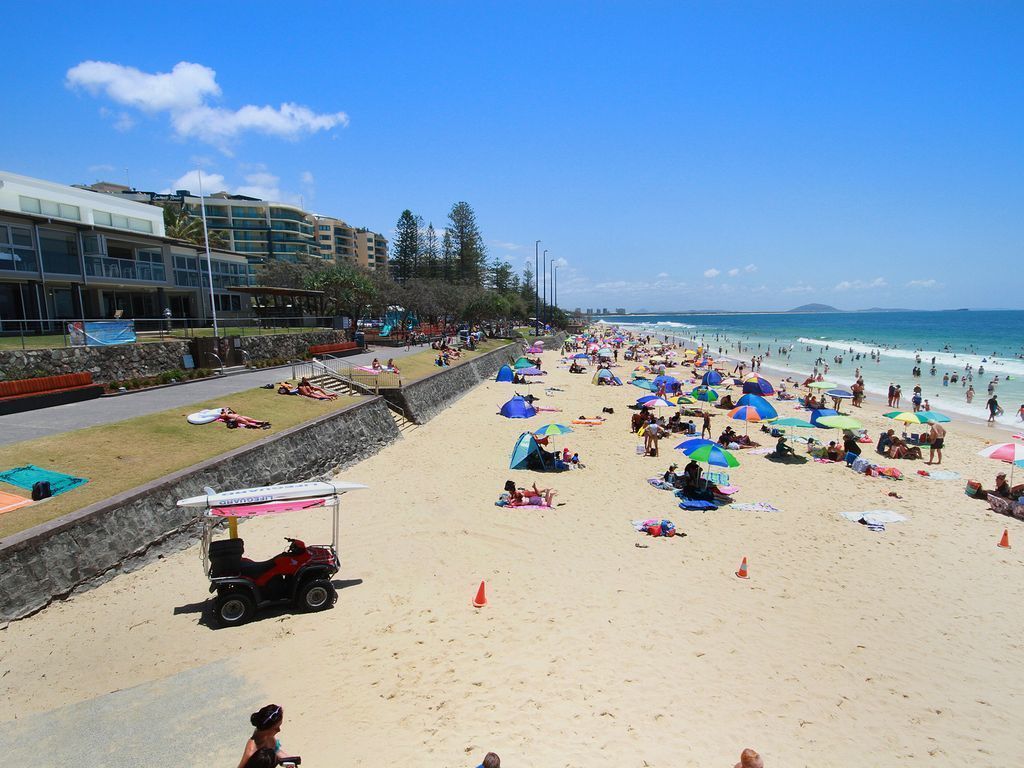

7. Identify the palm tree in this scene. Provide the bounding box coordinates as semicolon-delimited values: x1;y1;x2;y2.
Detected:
162;205;229;249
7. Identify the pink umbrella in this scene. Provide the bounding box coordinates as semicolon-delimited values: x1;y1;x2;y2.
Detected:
978;442;1024;484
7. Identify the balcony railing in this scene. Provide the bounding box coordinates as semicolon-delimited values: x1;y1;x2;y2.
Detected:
85;254;166;282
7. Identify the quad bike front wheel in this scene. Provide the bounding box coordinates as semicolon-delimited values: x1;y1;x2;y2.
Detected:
214;591;256;627
298;579;337;612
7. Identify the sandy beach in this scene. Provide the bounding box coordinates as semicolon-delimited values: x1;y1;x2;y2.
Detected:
3;346;1023;766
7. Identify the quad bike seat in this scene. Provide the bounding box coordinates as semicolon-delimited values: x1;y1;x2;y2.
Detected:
239;558;279;578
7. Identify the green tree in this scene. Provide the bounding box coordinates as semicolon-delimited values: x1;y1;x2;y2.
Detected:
520;262;536;304
446;201;486;286
418;223;440;279
317;264;379;336
441;229;454;282
392;209;421;284
490;259;514;293
162;204;228;249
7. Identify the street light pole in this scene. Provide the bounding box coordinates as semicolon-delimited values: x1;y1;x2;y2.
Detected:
542;249;548;328
534;240;540;336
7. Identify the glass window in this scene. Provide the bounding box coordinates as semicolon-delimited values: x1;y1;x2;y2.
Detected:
39;229;80;275
82;234;104;255
94;210;112;226
18;196;41;214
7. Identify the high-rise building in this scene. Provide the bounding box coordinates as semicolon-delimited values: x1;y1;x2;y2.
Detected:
312;216;356;262
354;229;389;272
615;307;626;314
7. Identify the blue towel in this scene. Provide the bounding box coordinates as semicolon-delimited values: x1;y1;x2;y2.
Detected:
0;465;88;496
678;499;718;510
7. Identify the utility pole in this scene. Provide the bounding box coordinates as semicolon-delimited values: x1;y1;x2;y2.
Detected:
554;264;558;322
542;249;548;328
534;240;541;336
197;170;219;337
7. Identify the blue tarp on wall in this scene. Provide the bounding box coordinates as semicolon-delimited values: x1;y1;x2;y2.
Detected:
68;320;136;347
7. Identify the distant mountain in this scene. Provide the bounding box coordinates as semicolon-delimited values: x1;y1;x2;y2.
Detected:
858;307;913;313
788;303;840;313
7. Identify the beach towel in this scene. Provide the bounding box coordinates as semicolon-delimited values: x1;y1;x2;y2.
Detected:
535;407;562;412
497;502;551;510
678;498;719;510
747;447;775;456
919;469;961;481
729;501;781;513
647;478;675;491
0;465;88;496
571;419;605;425
0;490;32;515
840;509;907;532
631;518;678;536
713;483;740;496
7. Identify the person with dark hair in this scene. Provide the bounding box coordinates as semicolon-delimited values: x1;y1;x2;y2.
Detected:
237;704;291;768
244;748;280;768
478;752;500;768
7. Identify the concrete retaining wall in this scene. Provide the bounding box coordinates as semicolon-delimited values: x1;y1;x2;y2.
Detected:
0;397;400;623
383;333;565;424
239;330;348;362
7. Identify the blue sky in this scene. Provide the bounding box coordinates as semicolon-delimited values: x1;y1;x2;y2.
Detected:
3;2;1021;311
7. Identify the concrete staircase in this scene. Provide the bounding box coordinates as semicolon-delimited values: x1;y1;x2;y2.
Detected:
308;372;417;433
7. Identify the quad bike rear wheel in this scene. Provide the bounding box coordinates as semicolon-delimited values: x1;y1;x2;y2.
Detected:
298;579;337;612
215;590;256;627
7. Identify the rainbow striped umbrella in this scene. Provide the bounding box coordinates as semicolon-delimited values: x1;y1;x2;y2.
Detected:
729;405;771;422
674;439;740;468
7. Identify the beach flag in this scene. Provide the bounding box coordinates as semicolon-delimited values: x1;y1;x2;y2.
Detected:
472;581;488;608
998;529;1011;549
735;557;749;579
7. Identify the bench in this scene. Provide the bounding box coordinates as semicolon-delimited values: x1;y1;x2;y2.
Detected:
308;340;361;357
0;372;104;415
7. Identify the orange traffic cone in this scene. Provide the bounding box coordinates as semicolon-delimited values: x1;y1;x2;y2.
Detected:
998;529;1011;549
735;557;749;579
472;580;487;607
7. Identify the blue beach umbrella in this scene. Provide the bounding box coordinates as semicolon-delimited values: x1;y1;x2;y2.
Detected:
742;375;776;396
809;408;839;427
701;370;724;386
735;394;778;420
631;379;657;391
652;375;678;389
675;440;740;468
572;353;590;359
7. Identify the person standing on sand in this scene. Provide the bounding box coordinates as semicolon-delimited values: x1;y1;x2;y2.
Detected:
887;383;896;407
701;411;712;439
893;384;902;409
926;422;946;465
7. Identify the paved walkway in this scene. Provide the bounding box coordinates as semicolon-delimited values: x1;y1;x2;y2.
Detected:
0;344;426;447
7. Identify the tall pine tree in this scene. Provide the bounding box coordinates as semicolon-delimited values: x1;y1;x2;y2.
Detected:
392;209;421;284
418;222;440;279
441;229;454;282
446;201;486;286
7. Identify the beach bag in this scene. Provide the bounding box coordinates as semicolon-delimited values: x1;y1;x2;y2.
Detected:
965;480;982;497
31;480;52;501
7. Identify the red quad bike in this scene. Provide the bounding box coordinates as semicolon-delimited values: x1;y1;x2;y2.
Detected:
182;481;366;627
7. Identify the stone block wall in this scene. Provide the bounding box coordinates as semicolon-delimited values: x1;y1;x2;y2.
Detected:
0;396;400;623
0;341;190;384
239;330;349;362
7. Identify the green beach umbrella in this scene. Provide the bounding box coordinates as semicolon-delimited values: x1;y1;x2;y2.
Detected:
884;411;929;424
816;415;863;430
920;411;952;423
807;380;837;390
774;417;815;429
533;423;574;437
675;440;741;468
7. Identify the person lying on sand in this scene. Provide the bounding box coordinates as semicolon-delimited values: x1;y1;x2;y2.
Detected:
503;479;557;506
218;408;270;430
297;377;338;400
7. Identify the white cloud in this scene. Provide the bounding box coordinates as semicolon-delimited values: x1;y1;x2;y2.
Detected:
165;170;228;195
703;268;720;278
744;263;757;273
492;240;524;251
67;60;348;149
727;268;740;277
834;276;888;291
300;170;315;185
235;172;282;200
553;257;569;268
906;278;938;289
68;61;219;112
656;271;669;279
782;282;815;294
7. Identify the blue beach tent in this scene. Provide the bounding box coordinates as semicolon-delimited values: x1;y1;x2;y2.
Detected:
509;432;559;471
810;408;839;427
495;364;514;382
500;395;537;419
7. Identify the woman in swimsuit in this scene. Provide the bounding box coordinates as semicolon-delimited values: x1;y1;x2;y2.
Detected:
237;704;292;768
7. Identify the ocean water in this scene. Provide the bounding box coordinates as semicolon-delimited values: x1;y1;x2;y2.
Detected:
600;310;1024;428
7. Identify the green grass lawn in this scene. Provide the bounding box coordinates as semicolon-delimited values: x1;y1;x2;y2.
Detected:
0;325;330;351
394;338;517;383
0;388;358;539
